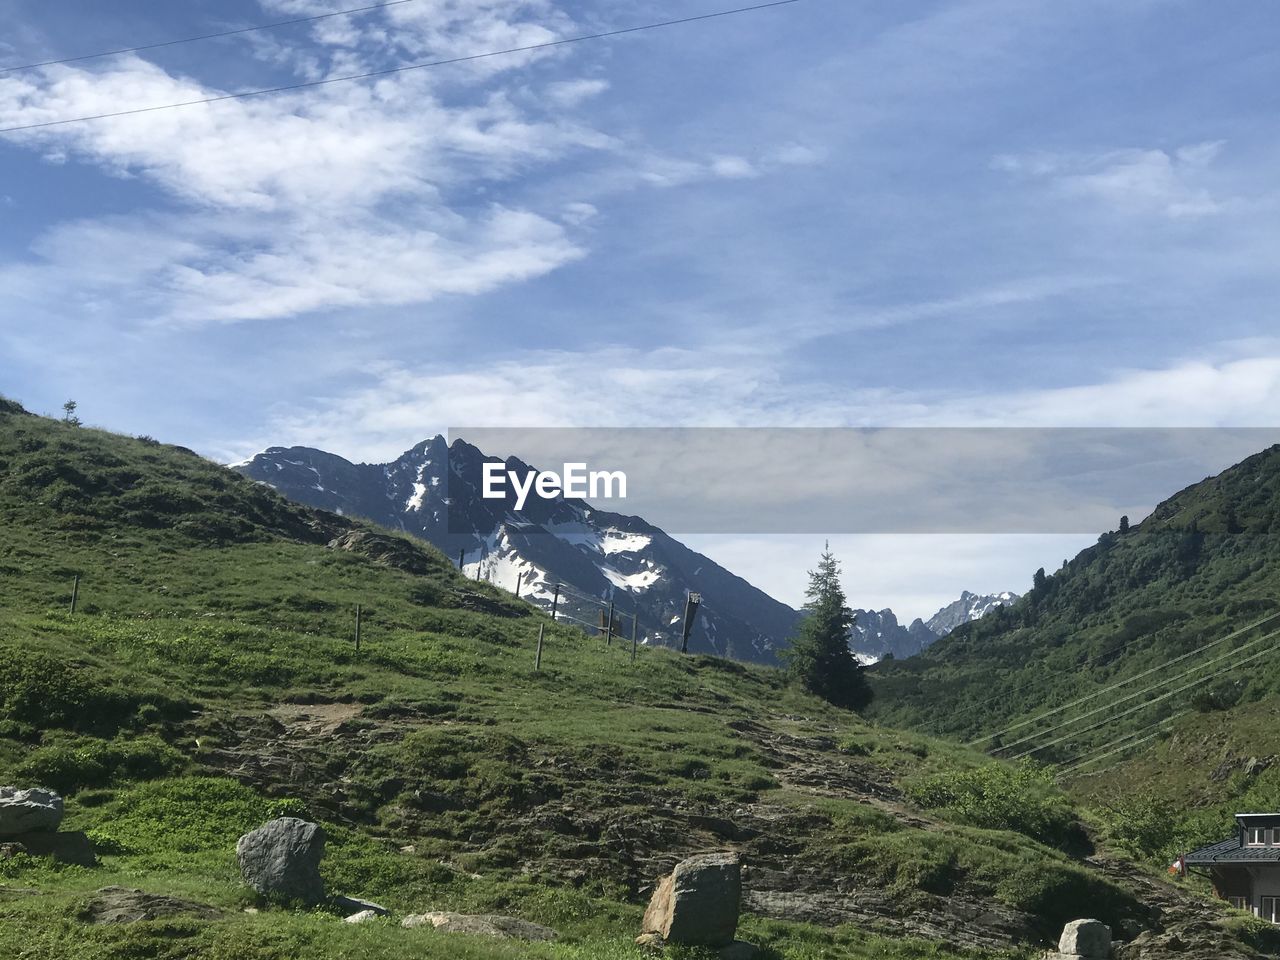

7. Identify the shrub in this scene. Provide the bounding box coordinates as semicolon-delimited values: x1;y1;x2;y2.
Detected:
905;761;1082;850
997;862;1140;935
15;735;185;793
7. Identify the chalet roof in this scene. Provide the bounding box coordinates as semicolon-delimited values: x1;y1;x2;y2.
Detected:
1185;836;1280;865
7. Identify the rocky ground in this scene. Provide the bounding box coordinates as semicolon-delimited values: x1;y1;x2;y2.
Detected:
189;700;1261;958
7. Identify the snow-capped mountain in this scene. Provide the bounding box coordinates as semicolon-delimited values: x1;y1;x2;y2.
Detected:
233;436;799;664
850;609;935;664
925;590;1020;637
851;590;1019;663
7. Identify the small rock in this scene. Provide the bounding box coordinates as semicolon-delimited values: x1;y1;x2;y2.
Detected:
235;818;326;906
641;852;742;947
344;910;379;924
0;788;63;836
1059;918;1111;958
401;911;558;941
635;932;665;951
332;894;390;917
79;887;222;924
0;842;28;859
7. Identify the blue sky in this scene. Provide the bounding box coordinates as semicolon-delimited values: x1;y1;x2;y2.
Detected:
3;0;1280;616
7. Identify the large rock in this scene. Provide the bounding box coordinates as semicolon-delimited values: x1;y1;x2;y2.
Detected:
401;911;558;941
235;818;326;905
1059;919;1111;958
79;887;222;924
640;852;742;947
0;788;63;836
14;830;96;867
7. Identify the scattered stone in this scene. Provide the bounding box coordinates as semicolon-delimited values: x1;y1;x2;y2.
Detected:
14;830;96;867
641;852;742;947
635;931;665;951
0;787;63;836
79;887;222;924
236;818;326;905
1058;919;1111;958
344;910;380;924
332;894;390;917
0;842;28;859
401;911;558;941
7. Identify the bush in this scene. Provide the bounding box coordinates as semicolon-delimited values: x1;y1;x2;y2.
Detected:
905;761;1083;850
15;735;185;793
997;862;1140;935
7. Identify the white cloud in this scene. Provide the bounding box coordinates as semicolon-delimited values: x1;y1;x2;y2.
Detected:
544;77;609;108
994;141;1228;218
0;1;608;326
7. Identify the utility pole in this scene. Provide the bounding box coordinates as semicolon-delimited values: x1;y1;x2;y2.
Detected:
680;592;702;654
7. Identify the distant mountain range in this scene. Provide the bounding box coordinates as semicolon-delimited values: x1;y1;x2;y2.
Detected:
234;436;1016;667
851;590;1019;663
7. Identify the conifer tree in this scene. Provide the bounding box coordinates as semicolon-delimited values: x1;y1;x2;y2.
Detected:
784;543;872;711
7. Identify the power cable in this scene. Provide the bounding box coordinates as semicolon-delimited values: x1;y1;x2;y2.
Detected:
0;0;422;75
0;1;802;135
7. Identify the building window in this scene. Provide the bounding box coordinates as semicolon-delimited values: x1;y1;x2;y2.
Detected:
1262;897;1280;923
1247;827;1269;846
1271;828;1280;845
1229;896;1249;911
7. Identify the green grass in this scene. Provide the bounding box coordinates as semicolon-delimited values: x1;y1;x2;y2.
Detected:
0;402;1187;958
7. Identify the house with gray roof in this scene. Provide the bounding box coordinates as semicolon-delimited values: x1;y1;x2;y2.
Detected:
1185;813;1280;920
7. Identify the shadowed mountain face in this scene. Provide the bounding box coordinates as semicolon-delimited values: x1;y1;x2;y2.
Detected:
234;436;800;664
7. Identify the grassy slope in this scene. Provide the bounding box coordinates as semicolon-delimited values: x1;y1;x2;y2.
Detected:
0;402;1235;959
870;444;1280;753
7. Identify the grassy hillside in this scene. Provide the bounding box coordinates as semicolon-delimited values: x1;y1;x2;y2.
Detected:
871;443;1280;758
0;400;1255;959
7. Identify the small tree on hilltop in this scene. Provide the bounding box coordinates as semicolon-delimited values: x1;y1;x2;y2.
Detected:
62;399;81;427
784;543;872;711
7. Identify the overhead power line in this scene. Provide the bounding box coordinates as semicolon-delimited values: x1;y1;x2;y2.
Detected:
0;0;423;76
0;0;803;135
1053;711;1188;781
991;623;1280;757
967;610;1280;748
1007;640;1276;762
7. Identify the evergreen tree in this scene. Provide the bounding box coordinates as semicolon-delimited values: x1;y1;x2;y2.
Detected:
783;544;872;711
1119;515;1130;534
61;400;81;427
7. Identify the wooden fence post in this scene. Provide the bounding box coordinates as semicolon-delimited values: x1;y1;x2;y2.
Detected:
606;601;615;646
458;548;465;570
551;585;560;622
535;623;545;671
70;575;79;615
355;604;362;653
515;573;523;599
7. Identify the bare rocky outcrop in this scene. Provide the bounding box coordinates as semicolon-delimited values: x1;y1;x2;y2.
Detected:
401;911;558;941
78;887;222;924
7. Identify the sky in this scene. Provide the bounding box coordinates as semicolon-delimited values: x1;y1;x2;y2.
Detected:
3;0;1280;618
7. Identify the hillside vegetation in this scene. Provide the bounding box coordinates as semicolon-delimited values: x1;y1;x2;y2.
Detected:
0;400;1253;959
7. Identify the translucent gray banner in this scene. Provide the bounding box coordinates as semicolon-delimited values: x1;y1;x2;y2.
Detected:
446;428;1280;534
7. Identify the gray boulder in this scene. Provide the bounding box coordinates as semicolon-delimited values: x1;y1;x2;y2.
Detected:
1059;918;1111;958
0;787;63;836
640;852;741;947
235;818;326;905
